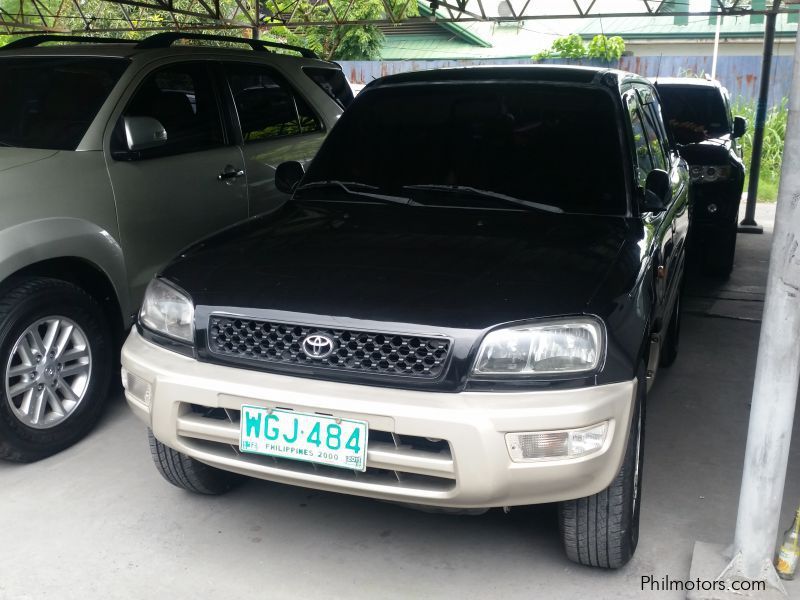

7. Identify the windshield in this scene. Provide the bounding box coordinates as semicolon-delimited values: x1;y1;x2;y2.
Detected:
657;85;731;140
299;83;628;215
0;57;128;151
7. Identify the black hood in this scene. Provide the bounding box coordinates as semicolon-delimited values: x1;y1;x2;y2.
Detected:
163;201;642;331
678;138;734;165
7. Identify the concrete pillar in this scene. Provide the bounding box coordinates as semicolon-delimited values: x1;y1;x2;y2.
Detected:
722;18;800;593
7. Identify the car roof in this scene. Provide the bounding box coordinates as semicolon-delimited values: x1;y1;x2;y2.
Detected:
652;77;722;88
367;64;648;92
0;38;339;69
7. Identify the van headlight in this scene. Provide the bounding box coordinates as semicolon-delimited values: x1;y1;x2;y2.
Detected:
139;278;194;343
472;318;604;376
690;165;731;183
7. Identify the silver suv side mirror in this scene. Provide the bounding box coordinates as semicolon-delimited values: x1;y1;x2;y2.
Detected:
123;116;167;151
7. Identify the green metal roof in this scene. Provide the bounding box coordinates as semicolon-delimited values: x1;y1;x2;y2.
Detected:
574;13;798;40
380;36;495;59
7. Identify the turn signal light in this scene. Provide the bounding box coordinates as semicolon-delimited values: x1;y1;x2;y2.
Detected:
505;422;609;462
121;367;152;407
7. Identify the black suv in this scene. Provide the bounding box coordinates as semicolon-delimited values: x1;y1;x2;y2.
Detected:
655;77;747;277
122;66;689;568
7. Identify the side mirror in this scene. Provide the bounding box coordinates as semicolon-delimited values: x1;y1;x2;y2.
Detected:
732;116;747;139
275;161;305;194
641;169;671;213
123;116;167;151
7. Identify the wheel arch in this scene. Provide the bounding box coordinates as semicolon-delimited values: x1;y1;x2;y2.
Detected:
0;218;130;341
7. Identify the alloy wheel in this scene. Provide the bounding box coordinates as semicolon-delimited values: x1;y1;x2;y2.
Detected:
4;316;92;429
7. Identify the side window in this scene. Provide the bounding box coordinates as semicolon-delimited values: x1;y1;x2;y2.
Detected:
627;94;654;185
115;62;224;158
303;67;354;108
637;89;670;170
226;63;322;142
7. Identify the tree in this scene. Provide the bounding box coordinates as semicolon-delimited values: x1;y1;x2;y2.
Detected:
533;33;625;62
586;34;625;61
266;0;417;60
0;0;417;60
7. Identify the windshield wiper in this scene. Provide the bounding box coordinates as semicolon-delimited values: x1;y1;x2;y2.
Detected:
402;185;564;214
295;180;421;207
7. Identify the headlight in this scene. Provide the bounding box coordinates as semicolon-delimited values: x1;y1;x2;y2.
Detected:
690;165;731;183
472;318;604;376
139;278;194;343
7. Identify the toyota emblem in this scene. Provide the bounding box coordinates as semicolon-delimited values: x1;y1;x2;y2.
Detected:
302;333;335;359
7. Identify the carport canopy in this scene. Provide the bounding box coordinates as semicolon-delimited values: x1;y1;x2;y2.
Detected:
0;0;798;34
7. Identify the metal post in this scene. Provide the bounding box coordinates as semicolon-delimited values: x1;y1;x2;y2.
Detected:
739;0;781;234
711;13;722;81
722;20;800;591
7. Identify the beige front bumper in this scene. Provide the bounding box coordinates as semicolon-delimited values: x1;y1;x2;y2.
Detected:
121;329;637;508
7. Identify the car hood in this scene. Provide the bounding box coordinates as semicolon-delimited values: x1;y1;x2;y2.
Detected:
0;148;58;172
678;137;733;165
164;202;640;331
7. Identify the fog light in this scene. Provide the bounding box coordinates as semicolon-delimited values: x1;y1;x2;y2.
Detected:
121;367;152;406
505;422;608;462
707;203;718;214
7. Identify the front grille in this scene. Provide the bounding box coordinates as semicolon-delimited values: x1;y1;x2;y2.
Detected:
208;316;451;378
178;403;457;494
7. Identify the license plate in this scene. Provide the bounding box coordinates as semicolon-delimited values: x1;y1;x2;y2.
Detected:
239;405;368;472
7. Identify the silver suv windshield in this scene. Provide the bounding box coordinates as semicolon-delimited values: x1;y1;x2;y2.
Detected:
0;57;128;150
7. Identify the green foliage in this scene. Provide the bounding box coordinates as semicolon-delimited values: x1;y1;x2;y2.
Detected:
551;33;585;58
732;98;788;202
0;0;416;60
533;33;625;62
586;34;625;61
268;0;415;60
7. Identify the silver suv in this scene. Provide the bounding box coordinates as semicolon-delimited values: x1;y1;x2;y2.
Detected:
0;33;347;462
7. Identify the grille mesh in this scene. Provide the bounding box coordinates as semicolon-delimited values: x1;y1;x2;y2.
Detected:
208;316;451;378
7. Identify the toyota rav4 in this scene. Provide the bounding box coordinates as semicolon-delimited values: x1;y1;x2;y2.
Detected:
122;66;689;568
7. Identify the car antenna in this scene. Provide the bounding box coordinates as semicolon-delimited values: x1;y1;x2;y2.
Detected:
654;53;663;84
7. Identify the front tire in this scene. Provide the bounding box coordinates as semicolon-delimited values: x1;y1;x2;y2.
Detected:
659;291;682;368
558;368;645;568
148;429;244;495
702;224;737;278
0;277;112;462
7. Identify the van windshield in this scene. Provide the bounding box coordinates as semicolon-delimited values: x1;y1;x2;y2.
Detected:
657;85;731;138
0;57;128;150
299;83;628;215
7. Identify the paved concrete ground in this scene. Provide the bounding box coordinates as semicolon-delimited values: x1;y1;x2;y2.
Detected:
1;204;798;600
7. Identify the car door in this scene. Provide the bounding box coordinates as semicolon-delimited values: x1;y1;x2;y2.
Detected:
222;61;327;216
106;61;248;306
625;91;674;325
637;86;690;300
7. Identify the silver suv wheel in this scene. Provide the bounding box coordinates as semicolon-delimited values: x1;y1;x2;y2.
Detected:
4;316;92;429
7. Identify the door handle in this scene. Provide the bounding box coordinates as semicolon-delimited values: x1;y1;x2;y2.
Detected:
218;165;245;181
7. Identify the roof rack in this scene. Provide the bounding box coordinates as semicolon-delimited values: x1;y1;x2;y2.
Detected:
135;32;317;59
1;35;137;50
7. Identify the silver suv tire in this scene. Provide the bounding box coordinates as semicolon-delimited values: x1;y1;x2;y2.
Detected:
0;277;111;462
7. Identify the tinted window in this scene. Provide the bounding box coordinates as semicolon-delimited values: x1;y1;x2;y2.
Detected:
304;67;354;108
302;84;627;215
226;64;321;141
640;109;667;171
116;63;224;158
657;85;731;140
0;57;127;150
628;95;654;185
